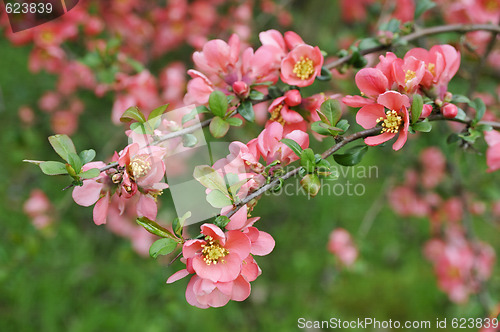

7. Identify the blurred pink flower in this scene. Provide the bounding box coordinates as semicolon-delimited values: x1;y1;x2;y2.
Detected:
328;228;358;267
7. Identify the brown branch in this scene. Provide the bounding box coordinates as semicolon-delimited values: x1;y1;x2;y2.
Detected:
325;23;500;70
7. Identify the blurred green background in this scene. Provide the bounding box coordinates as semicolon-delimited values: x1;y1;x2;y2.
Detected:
1;1;500;331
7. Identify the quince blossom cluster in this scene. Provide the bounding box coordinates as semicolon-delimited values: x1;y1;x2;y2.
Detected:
343;45;460;150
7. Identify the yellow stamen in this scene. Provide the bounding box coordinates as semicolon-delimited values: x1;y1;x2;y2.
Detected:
129;156;151;180
270;104;285;124
427;63;435;76
293;56;314;80
201;236;229;265
405;70;417;83
376;110;403;134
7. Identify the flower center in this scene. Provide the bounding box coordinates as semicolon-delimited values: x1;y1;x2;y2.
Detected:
201;236;229;265
427;63;436;76
376;110;403;134
293;57;314;80
405;70;417;83
129;156;151;180
270;104;285;124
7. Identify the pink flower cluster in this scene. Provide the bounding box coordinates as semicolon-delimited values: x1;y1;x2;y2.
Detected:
72;143;168;225
167;206;274;308
424;228;495;303
184;30;324;105
343;45;460;150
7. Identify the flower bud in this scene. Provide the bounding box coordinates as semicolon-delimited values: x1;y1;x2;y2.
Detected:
444;92;453;103
232;81;249;99
300;174;321;197
420;104;433;118
442;103;458;119
284;89;302;106
435;99;443;107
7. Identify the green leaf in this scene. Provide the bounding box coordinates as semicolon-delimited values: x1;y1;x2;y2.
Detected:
226;117;243;127
237;100;255;122
412;120;432;133
447;133;460;144
209;91;228;118
214;215;231;228
136;217;176;239
79;168;100;179
452;94;470;104
336;119;350;133
67;152;83;174
316;67;332;81
476;124;493;132
358;37;381;50
23;159;44;166
39;161;68;175
415;0;435;19
349;49;367;68
333;145;368;166
380;18;401;33
182;134;198;147
209;116;230;138
318;99;342;126
473;98;486;123
311;121;332;136
206;190;232;208
458;128;481;143
300;174;321;197
300;148;316;173
149;238;178;258
147;104;169;128
455;107;467;121
193;165;229;194
48;134;77;162
120;106;146;123
79;149;96;165
411;94;423;124
172;211;191;238
280;138;303;157
249;90;265;101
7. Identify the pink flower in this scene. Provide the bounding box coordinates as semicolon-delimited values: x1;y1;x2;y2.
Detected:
392;55;426;93
24;189;54;229
182;224;251;283
356;91;410;150
267;93;306;134
342;68;389;107
253;122;309;165
328;228;358;267
280;44;323;87
485;130;500;172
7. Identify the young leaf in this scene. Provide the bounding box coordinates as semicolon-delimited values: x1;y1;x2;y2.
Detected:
209;91;228;118
311;121;332;136
182;134;198;148
358;37;381;50
80;168;101;179
226;117;243;127
172;211;191;238
318;99;342;126
39;161;68;175
148;104;168;120
79;149;96;165
209;116;230;138
149;238;178;259
415;0;435;19
136;217;176;238
120;106;146;123
67;152;83;174
411;94;423;124
316;67;333;81
206;190;232;208
48;134;77;162
300;148;316;173
249;90;265;101
333;146;368;166
452;94;470;104
412;120;432;133
237;100;255;122
473;98;486;124
280;138;303;157
193;165;229;194
214;215;231;228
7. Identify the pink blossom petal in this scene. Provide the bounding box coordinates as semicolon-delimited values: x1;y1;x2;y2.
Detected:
250;231;275;256
183;240;204;258
166;269;190;284
72;180;103;207
377;91;410;111
364;132;396;146
355;68;388;97
226;205;248;231
185;276;209;309
356;104;385;129
231;275;251;301
225;231;252;260
192;255;222;282
93;194;109;225
137;194;157;220
342;95;374;108
200;223;226;244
